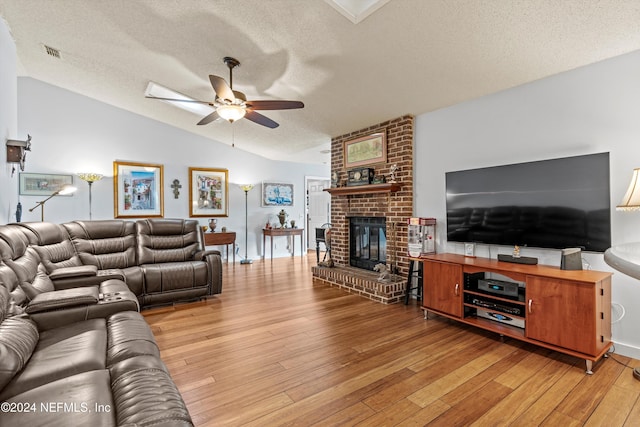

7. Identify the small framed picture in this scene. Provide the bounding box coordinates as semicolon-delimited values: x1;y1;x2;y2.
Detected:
464;242;476;257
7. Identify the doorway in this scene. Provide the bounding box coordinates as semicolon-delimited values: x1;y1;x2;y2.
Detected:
306;176;331;250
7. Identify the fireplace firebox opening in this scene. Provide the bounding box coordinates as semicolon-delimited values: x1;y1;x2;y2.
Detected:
349;217;387;270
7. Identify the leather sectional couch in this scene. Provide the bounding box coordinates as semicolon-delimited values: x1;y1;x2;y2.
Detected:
5;218;223;308
0;218;224;425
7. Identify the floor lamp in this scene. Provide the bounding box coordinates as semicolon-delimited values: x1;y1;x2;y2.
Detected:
29;184;77;221
240;184;254;264
606;167;640;381
77;173;103;220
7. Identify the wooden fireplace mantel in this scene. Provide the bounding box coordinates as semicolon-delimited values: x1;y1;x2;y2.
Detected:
324;183;401;196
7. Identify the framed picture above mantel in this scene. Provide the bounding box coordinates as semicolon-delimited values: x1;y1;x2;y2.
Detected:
343;131;387;169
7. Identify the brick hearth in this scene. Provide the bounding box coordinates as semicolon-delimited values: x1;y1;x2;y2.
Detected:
312;115;414;303
311;266;406;304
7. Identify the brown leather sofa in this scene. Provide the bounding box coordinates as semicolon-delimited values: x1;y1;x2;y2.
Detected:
0;219;199;425
0;273;193;426
7;218;222;308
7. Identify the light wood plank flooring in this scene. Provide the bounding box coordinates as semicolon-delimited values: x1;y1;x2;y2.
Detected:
143;255;640;426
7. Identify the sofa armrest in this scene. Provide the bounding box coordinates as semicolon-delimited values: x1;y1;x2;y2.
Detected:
25;287;100;314
48;265;98;280
202;251;222;295
195;249;221;260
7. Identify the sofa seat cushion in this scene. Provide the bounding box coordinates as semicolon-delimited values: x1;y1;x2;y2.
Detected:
0;370;115;427
107;311;159;365
142;261;208;294
110;355;193;426
0;316;39;390
0;318;106;400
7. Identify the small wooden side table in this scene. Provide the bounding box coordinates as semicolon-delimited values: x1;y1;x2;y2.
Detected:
204;231;236;263
262;228;304;261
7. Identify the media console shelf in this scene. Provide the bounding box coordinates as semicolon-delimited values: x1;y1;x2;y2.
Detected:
420;253;612;374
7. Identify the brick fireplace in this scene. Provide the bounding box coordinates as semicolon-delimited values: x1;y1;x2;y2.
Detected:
312;115;414;304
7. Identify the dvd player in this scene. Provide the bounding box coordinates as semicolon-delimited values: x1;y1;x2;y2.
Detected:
478;278;519;298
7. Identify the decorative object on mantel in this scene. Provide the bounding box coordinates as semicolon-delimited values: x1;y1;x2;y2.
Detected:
77;173;103;220
346;167;374;186
388;164;398;183
6;134;32;175
331;170;339;187
171;179;182;199
290;219;296;228
209;218;217;232
277;209;288;228
343;132;387;168
372;175;386;184
240;184;254;265
28;184;77;222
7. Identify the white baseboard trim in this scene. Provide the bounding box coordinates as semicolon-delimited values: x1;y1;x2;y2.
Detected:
612;340;640;360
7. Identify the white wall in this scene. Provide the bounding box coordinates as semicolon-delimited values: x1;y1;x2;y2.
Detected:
15;78;328;260
0;17;18;223
415;49;640;358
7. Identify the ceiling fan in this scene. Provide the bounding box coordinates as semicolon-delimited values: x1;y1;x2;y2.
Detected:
146;57;304;129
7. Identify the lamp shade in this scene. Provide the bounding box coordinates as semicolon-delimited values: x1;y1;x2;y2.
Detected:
58;184;78;195
240;184;254;192
217;105;246;122
617;168;640;211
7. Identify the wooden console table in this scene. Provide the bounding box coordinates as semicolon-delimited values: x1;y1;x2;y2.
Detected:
203;231;236;264
262;228;304;260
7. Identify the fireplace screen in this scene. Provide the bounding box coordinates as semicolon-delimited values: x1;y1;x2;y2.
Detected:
350;217;386;270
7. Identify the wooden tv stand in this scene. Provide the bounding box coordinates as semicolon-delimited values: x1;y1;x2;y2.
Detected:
420;253;612;374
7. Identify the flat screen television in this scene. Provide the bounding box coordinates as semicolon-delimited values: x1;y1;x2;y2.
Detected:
445;152;611;252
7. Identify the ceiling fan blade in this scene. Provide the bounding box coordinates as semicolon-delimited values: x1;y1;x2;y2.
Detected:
145;95;212;105
246;100;304;110
209;75;235;101
197;111;220;125
244;110;279;128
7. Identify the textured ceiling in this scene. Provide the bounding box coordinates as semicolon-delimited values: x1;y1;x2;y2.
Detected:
2;0;640;164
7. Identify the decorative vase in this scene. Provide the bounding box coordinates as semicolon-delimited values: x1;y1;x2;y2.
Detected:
277;209;287;228
209;218;217;232
290;219;296;228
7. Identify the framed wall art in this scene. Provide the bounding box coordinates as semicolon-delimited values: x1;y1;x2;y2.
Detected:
343;131;387;168
113;161;164;218
189;167;229;217
262;182;293;207
19;173;74;196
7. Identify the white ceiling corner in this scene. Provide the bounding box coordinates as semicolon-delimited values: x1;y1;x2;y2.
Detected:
324;0;391;24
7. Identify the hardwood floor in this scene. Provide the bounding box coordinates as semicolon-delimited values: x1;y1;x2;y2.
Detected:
143;255;640;426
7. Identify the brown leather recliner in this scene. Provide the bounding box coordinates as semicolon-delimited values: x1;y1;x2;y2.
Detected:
0;226;139;330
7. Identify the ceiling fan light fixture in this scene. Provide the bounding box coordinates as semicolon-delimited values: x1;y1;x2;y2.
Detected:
216;104;246;122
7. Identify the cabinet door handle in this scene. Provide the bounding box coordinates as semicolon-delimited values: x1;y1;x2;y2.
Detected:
528;299;533;314
455;283;460;296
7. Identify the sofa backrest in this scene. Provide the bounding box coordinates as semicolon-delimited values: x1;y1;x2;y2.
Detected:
136;219;202;265
63;220;138;270
0;226;54;300
13;222;81;272
0;261;28;309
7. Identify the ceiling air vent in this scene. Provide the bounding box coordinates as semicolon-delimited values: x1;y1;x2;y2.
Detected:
43;45;61;59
